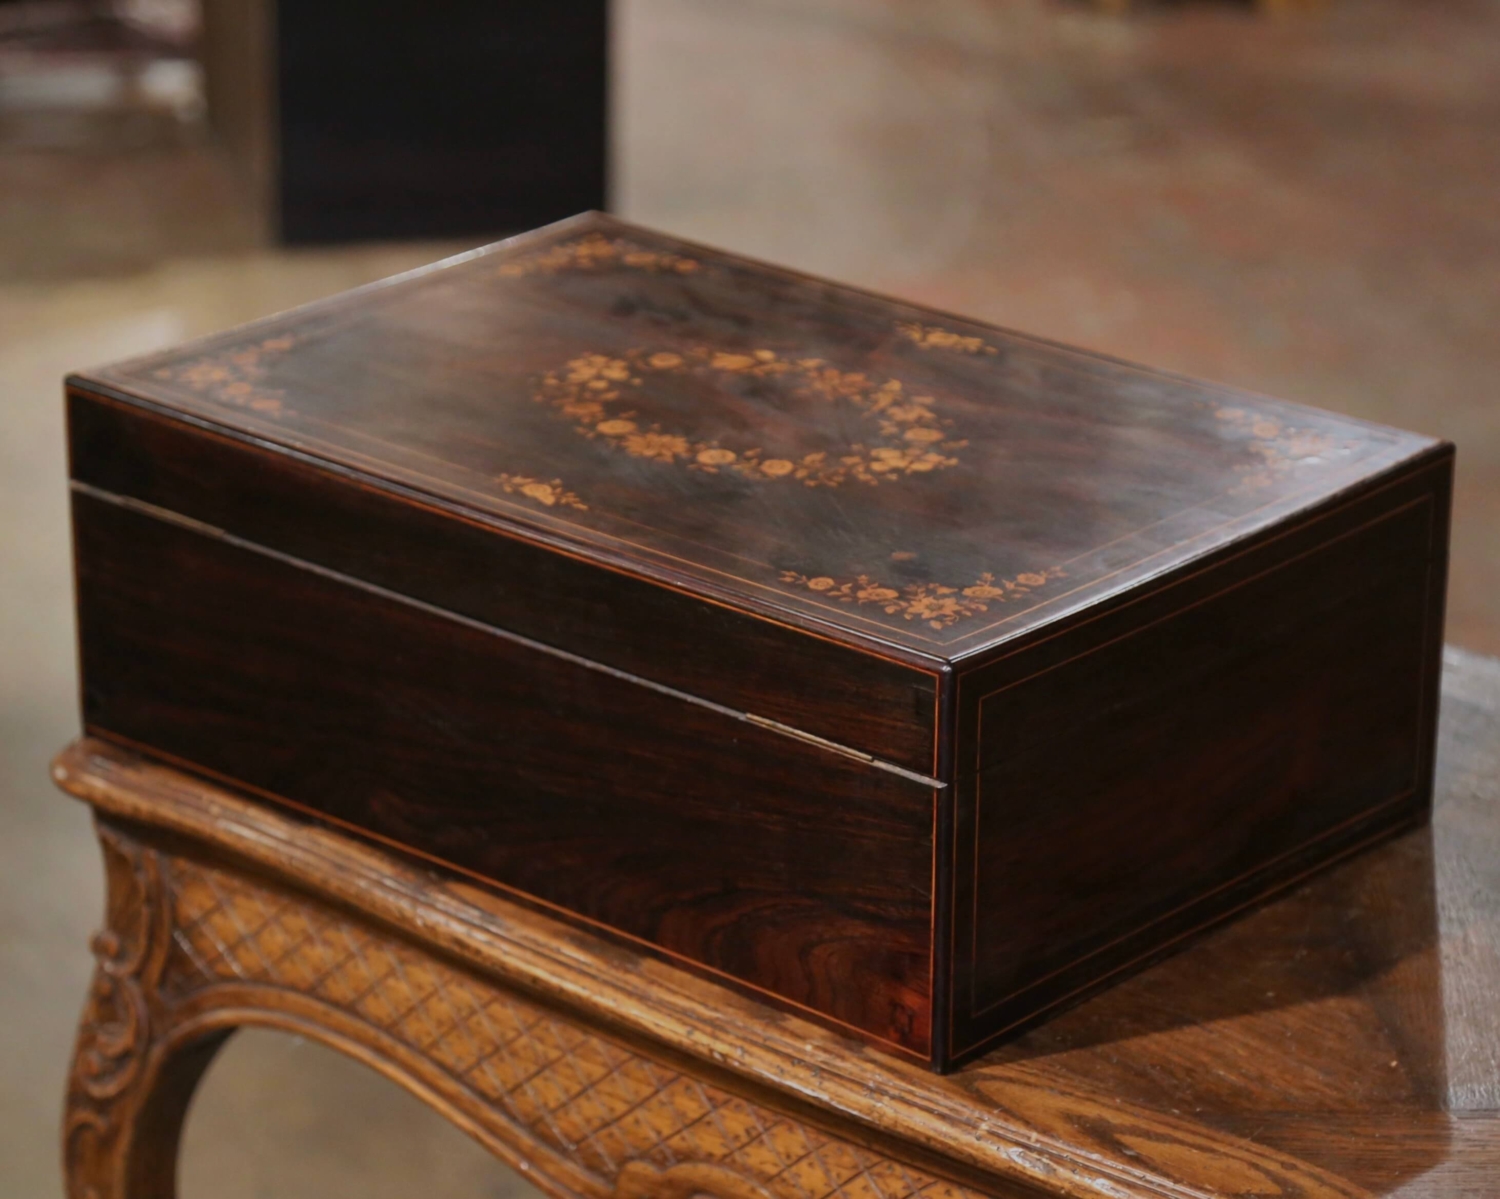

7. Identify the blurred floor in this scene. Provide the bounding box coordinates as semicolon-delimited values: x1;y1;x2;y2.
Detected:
2;1;1498;1196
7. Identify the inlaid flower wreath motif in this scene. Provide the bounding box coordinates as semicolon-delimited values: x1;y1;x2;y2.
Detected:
780;565;1068;631
534;347;966;487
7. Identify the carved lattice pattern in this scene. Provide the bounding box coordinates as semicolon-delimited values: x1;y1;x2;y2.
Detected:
161;857;984;1199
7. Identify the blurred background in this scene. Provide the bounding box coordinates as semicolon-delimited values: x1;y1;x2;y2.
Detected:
2;1;1497;1195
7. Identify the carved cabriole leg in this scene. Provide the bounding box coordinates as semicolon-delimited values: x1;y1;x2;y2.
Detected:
66;815;1014;1199
63;823;233;1199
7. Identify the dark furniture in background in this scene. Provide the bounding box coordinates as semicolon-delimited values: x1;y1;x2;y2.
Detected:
201;0;608;243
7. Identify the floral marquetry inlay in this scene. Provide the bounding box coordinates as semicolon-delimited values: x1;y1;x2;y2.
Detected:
780;566;1068;631
495;473;589;511
1213;405;1343;492
534;346;966;488
497;233;701;279
150;334;297;416
896;322;1000;356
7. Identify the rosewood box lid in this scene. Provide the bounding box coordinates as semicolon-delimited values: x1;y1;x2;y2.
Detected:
73;212;1435;668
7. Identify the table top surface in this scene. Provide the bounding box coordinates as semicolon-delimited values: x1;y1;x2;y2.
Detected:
54;647;1500;1199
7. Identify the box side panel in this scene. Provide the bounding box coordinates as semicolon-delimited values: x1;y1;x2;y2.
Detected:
948;455;1450;1063
73;491;936;1059
68;389;938;775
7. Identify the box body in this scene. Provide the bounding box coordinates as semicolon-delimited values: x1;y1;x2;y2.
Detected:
67;213;1450;1069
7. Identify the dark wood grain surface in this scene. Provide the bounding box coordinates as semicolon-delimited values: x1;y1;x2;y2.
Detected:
73;491;937;1057
72;211;1438;662
51;648;1500;1198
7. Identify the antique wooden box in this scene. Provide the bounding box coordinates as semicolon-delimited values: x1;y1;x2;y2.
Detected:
66;213;1451;1071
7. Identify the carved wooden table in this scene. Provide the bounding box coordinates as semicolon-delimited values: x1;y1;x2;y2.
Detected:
56;649;1500;1199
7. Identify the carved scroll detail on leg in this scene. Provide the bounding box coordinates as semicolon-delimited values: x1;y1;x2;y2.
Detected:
64;823;230;1199
65;824;163;1197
